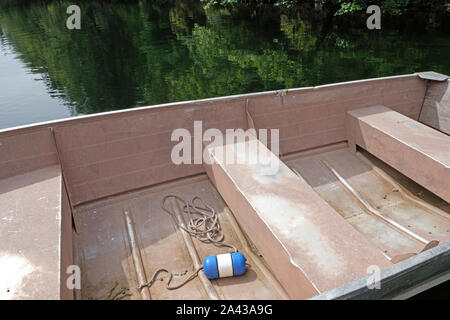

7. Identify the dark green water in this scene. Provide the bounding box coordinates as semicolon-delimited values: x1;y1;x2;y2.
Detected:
0;1;449;129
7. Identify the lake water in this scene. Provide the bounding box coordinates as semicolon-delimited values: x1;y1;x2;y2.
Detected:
0;1;449;129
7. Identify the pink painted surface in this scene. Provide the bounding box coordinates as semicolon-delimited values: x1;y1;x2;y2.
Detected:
43;74;424;205
419;80;450;135
249;76;425;155
347;105;450;202
0;73;443;300
73;174;288;300
54;101;247;205
203;134;391;298
0;165;65;299
0;129;58;180
287;148;450;259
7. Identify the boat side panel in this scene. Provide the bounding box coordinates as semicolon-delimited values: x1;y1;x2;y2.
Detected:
0;74;426;206
419;79;450;135
248;76;425;155
0;129;58;180
55;100;247;205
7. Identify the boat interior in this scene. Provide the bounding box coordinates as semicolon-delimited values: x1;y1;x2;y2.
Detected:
1;72;449;299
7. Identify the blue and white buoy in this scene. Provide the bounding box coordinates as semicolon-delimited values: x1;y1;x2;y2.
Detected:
203;252;246;279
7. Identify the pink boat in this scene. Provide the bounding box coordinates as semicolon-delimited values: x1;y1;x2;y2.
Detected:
1;71;449;300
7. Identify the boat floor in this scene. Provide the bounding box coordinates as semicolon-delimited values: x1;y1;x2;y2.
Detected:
286;147;450;259
73;145;450;300
73;174;289;300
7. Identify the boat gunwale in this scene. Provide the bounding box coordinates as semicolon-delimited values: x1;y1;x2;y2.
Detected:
0;73;423;137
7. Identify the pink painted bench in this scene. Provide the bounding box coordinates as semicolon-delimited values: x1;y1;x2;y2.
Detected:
203;134;391;299
347;105;450;202
0;165;73;299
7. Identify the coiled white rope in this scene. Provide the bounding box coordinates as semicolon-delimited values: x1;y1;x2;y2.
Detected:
161;195;237;252
138;195;236;291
